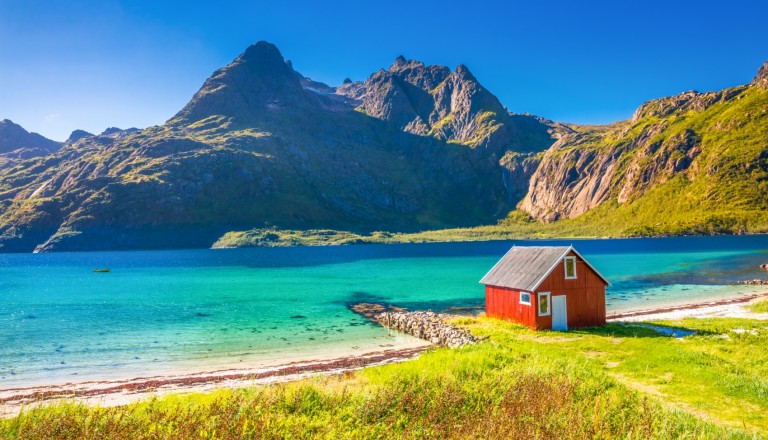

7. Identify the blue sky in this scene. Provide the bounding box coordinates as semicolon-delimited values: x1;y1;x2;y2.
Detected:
1;0;766;141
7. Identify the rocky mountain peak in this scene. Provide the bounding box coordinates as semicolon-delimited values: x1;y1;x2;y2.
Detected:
752;60;768;88
169;40;310;125
453;64;476;81
100;127;124;136
240;41;288;69
391;55;407;67
389;56;425;72
66;129;94;144
334;53;552;153
0;119;62;154
99;127;140;140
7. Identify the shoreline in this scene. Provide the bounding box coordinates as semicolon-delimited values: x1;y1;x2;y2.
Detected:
3;292;767;418
212;226;768;249
607;291;768;321
0;345;429;418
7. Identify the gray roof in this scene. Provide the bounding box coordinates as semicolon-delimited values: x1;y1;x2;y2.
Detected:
479;245;609;292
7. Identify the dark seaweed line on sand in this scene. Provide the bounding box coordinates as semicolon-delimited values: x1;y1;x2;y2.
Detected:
0;347;427;405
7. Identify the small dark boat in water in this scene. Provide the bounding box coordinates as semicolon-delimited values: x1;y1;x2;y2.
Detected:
93;268;110;273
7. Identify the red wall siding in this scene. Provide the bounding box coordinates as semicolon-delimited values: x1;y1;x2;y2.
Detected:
535;251;606;329
484;250;607;330
485;285;537;330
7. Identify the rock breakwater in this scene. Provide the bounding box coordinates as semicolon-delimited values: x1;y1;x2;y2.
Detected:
737;279;768;285
375;311;478;347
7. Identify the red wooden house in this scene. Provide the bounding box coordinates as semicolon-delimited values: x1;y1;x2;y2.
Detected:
480;246;609;330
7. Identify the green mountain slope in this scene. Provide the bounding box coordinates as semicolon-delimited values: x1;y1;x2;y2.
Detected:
519;61;768;235
0;42;555;252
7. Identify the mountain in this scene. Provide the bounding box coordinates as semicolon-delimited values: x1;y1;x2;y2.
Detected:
0;42;556;252
518;60;768;235
4;42;762;251
65;129;94;144
337;56;554;154
0;119;62;159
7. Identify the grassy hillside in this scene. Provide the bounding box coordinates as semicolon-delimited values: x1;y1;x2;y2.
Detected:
520;74;768;235
3;317;766;439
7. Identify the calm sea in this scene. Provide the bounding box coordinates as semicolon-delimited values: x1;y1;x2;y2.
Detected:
2;236;767;387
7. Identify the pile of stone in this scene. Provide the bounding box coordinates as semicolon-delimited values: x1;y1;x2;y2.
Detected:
737;279;768;285
375;310;478;347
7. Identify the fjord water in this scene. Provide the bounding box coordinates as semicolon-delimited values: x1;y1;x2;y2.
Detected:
2;236;768;388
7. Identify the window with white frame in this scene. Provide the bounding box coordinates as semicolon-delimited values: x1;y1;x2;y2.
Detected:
538;292;551;316
564;256;577;279
520;292;531;305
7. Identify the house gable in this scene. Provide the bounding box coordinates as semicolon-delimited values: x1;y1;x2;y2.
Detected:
479;245;609;292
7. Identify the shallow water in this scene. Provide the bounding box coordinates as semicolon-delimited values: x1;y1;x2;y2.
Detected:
1;236;767;387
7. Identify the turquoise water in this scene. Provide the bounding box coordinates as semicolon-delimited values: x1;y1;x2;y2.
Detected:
2;236;768;388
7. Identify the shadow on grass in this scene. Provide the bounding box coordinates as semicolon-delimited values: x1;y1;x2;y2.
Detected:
569;322;714;338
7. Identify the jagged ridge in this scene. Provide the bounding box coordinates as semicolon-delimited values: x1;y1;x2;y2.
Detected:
0;42;554;252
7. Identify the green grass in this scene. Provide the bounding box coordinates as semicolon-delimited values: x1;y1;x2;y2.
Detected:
748;299;768;313
3;317;766;439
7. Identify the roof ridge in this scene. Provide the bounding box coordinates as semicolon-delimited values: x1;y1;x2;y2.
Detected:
478;245;609;291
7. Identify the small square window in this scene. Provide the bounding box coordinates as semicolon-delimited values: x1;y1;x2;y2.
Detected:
520;292;531;305
538;292;551;316
564;256;577;279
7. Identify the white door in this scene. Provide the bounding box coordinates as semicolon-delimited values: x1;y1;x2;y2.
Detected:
551;295;568;331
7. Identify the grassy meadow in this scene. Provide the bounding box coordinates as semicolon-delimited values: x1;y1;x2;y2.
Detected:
3;316;767;439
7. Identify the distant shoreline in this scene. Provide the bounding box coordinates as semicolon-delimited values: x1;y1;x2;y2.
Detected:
211;227;768;250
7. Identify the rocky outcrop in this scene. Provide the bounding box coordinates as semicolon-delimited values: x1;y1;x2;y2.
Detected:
737;279;768;285
375;310;478;347
520;123;706;222
65;129;94;144
336;57;555;154
518;134;620;221
350;303;406;320
499;151;544;204
752;61;768;89
99;127;140;140
519;60;768;223
630;88;746;123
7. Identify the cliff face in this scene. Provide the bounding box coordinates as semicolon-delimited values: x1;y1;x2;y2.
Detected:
520;64;768;227
518;129;621;222
0;42;556;252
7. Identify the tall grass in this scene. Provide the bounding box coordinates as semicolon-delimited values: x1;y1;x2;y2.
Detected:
1;372;737;439
747;299;768;313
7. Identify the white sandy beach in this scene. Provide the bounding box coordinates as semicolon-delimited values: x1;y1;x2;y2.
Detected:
607;292;768;322
0;339;431;418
